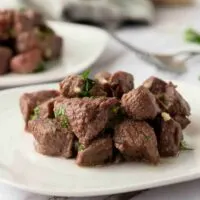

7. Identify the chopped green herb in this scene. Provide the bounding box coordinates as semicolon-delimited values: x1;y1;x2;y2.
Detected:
111;106;120;114
30;106;40;120
79;78;95;97
184;28;200;44
34;62;46;73
180;140;194;151
54;106;65;117
78;143;85;152
19;7;26;12
54;106;69;128
8;28;15;37
81;69;91;80
144;135;151;141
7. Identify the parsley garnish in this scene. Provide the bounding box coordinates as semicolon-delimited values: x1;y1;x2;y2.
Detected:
79;69;95;97
184;28;200;44
81;69;91;80
111;106;120;114
144;135;151;141
180;140;194;151
54;106;69;128
30;106;40;120
78;143;85;152
34;62;46;73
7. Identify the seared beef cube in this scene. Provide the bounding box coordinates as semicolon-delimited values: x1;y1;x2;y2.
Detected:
11;49;42;73
28;119;74;158
157;113;182;157
20;90;59;124
16;31;41;53
89;82;107;97
109;71;134;98
114;119;159;164
143;76;167;95
173;115;190;129
38;98;55;119
14;9;43;34
54;97;119;145
42;35;63;60
60;75;106;98
121;86;160;120
95;71;134;98
0;10;14;40
76;137;113;166
60;75;85;98
159;82;191;116
0;47;12;74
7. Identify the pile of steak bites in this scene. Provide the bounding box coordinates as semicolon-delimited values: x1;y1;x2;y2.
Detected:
0;9;62;75
20;71;191;166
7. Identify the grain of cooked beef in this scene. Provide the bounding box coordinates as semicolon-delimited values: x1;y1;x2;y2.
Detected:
0;47;12;74
114;119;160;164
95;71;134;98
89;82;107;97
13;9;43;34
143;76;167;95
121;86;160;120
76;137;113;166
54;97;119;145
159;82;191;116
20;90;59;125
173;115;190;129
157;113;182;157
60;75;85;98
42;34;63;60
10;49;42;73
28;119;74;158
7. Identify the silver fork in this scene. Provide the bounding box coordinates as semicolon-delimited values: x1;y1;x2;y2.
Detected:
108;30;200;74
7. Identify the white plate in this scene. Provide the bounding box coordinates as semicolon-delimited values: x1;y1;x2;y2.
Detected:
0;21;108;88
0;81;199;197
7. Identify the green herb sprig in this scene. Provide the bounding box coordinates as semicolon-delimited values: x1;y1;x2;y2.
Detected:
80;69;95;97
184;28;200;44
34;62;46;73
30;106;40;120
54;106;69;128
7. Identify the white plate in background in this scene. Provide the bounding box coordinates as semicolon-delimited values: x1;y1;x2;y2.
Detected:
0;81;199;197
0;21;108;88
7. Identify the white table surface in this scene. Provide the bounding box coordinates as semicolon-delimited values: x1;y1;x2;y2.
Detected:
1;0;200;199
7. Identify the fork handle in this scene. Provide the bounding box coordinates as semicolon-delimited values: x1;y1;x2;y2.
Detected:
107;30;167;70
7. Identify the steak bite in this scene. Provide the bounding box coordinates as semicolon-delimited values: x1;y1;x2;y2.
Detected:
76;137;113;166
42;34;63;60
28;119;74;158
173;115;190;129
10;49;42;73
157;112;182;157
59;75;85;98
95;71;134;98
159;82;191;116
54;97;119;145
143;76;167;95
13;9;43;34
60;75;106;98
20;90;59;125
114;119;159;164
109;71;134;98
0;10;14;40
16;31;41;53
121;86;160;120
0;47;12;74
